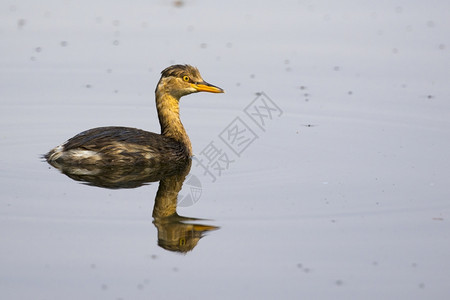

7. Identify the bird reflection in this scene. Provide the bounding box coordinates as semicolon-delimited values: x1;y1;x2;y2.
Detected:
46;159;218;253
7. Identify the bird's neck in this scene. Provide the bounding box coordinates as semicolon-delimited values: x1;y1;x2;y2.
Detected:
155;91;192;156
152;159;192;218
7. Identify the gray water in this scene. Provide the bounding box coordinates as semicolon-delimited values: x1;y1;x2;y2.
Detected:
1;1;450;299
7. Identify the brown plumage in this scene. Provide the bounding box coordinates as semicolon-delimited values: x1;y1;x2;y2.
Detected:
45;64;223;166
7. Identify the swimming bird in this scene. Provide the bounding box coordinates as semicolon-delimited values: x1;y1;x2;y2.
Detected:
45;64;223;166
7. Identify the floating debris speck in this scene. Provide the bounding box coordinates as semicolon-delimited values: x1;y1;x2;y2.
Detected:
173;0;185;7
17;19;26;29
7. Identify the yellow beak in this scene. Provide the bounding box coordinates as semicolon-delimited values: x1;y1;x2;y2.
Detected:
192;224;220;231
192;81;224;93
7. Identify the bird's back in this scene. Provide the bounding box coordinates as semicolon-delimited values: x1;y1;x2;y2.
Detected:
45;126;190;166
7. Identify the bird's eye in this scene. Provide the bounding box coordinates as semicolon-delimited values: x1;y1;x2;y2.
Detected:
183;75;189;82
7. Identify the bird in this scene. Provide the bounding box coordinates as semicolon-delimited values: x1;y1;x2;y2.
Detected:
45;64;224;166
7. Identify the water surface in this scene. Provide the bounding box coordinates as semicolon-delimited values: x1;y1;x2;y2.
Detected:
1;1;449;299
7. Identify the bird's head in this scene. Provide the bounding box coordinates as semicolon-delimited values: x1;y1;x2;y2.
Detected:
156;64;224;99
